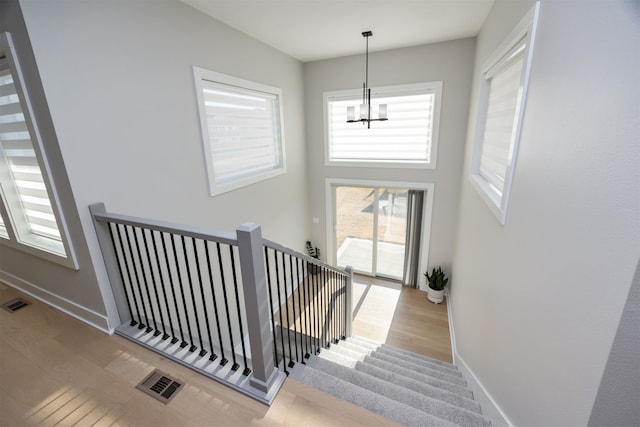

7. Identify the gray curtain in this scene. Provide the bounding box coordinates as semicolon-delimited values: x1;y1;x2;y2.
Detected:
402;190;424;287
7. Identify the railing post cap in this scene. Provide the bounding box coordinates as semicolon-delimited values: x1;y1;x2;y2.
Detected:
89;202;107;214
237;222;261;233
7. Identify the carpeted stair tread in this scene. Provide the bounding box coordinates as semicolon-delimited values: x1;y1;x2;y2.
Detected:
311;357;491;427
354;361;482;414
338;340;462;377
318;346;473;399
292;365;459;427
316;347;359;367
350;335;455;367
368;352;467;386
325;342;370;361
350;335;457;369
329;342;464;386
377;346;458;370
362;355;474;398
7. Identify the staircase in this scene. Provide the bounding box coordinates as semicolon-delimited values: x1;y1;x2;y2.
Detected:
290;335;491;427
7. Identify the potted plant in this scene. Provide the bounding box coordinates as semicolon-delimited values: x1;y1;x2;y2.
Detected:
305;241;321;275
424;266;449;304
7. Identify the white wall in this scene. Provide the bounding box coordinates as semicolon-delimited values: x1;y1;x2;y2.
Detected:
10;0;309;327
451;0;640;425
304;39;476;277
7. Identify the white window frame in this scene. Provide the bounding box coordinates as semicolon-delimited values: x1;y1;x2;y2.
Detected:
323;82;443;169
0;32;77;269
324;177;435;289
193;67;286;197
469;3;540;225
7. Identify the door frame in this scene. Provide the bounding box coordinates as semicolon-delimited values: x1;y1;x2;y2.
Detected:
325;178;435;284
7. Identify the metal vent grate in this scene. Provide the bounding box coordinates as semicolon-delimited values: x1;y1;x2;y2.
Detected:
1;297;31;313
135;369;183;404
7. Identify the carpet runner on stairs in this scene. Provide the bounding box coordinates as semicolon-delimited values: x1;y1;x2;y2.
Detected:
289;335;491;427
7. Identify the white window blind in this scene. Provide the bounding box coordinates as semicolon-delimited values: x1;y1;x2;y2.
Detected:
194;68;286;196
0;66;61;242
478;47;525;192
0;212;7;238
324;82;442;168
0;30;75;267
469;3;539;225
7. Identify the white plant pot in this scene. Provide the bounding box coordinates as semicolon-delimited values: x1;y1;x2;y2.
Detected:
427;288;445;304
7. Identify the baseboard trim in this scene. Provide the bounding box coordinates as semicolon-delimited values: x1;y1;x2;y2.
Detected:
445;288;457;360
447;288;512;427
0;270;112;334
455;354;514;427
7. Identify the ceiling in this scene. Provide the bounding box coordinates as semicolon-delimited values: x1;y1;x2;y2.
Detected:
179;0;495;62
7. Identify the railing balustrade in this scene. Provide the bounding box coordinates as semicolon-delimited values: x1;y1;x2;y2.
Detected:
90;203;352;404
263;240;352;374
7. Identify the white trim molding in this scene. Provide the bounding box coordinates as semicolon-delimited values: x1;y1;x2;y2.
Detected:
324;178;435;282
0;270;112;333
455;354;515;427
192;67;287;197
447;289;513;427
469;2;540;225
0;32;78;269
323;82;443;169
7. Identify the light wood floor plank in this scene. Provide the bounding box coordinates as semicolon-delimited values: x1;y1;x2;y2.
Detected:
0;278;451;426
352;275;452;362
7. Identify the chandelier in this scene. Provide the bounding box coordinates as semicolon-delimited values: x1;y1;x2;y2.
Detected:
346;31;388;129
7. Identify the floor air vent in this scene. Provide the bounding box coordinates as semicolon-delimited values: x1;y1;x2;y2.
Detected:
136;369;184;404
1;297;31;313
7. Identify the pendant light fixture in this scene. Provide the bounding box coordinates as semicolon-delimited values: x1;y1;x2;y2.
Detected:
346;31;388;129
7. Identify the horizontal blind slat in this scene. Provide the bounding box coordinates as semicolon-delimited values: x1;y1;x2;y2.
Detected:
0;82;17;98
0;102;22;117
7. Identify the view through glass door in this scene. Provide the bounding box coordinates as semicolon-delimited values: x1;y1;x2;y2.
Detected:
335;186;408;280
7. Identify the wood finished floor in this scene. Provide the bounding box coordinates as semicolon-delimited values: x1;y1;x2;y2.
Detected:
0;277;451;426
351;275;452;363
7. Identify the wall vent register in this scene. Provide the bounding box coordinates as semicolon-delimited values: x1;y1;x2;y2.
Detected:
1;297;31;313
135;369;184;404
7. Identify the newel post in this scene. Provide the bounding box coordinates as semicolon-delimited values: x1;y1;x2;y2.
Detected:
89;202;129;328
236;223;281;395
345;265;354;338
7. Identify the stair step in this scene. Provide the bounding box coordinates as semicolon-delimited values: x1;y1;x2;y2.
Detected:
368;351;467;386
319;346;474;400
292;365;459;427
325;342;368;361
362;355;473;399
312;357;491;427
378;346;457;370
316;347;359;367
339;340;461;377
350;335;457;370
323;344;468;391
354;361;482;414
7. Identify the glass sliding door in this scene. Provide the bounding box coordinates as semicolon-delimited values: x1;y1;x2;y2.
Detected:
376;189;408;279
335;185;408;280
335;186;375;274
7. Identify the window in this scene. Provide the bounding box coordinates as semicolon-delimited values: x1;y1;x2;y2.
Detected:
0;211;7;238
470;4;539;224
324;82;442;168
193;67;286;196
0;32;76;268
